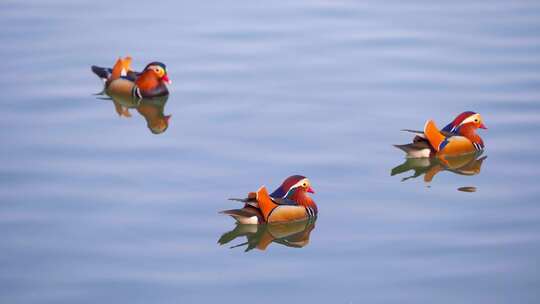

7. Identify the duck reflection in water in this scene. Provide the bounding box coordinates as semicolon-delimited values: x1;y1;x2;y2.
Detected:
391;151;487;183
96;93;171;134
218;219;316;252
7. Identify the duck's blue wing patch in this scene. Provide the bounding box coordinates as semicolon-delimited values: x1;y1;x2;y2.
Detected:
270;187;286;198
442;122;458;134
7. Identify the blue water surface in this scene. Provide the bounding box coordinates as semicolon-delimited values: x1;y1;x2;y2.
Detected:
1;1;539;303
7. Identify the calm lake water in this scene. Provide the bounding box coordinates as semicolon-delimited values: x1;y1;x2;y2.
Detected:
1;1;540;303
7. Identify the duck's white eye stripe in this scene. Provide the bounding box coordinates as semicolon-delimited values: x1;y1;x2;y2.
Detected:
284;179;309;197
461;114;480;126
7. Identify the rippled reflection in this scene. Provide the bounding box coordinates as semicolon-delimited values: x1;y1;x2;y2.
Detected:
96;93;171;134
391;151;487;184
218;219;316;252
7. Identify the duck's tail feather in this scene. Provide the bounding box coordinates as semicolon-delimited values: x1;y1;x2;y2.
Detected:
228;198;249;203
219;209;251;216
228;197;258;209
393;141;432;158
424;120;446;152
393;143;416;153
228;192;257;204
219;207;262;224
220;210;252;224
228;197;256;203
401;129;424;134
91;65;112;81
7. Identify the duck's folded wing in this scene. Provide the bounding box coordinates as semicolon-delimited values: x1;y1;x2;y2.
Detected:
394;140;434;158
220;206;263;224
393;141;431;153
220;208;259;217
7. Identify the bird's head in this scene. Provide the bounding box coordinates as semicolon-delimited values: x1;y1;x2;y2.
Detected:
271;175;315;198
443;111;487;133
144;62;171;84
458;112;487;130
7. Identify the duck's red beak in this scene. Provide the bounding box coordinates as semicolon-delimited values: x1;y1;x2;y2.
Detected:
479;123;487;129
164;115;171;123
307;186;315;194
162;74;172;85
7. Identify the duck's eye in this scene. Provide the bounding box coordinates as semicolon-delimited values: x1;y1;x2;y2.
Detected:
474;119;479;122
302;183;307;187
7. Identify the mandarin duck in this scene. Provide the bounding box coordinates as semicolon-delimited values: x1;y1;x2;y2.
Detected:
395;111;487;158
220;175;317;224
91;56;171;99
218;219;316;251
391;151;487;182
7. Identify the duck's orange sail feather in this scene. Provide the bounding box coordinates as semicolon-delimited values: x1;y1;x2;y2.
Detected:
255;186;278;221
424;120;446;152
110;56;132;81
